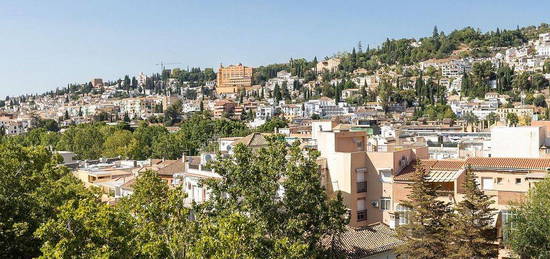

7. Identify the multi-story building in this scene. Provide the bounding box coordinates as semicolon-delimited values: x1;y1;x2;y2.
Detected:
496;106;535;123
0;114;33;135
441;59;472;77
255;105;275;120
316;58;341;73
212;99;236;118
114;96;167;120
216;64;253;94
392;157;550;258
313;121;429;228
535;33;550;57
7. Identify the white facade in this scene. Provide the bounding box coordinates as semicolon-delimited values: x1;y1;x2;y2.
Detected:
490;126;544;158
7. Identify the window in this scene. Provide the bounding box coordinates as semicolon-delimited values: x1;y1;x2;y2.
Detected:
482;177;494;190
515;178;522;184
501;210;515;242
380;197;391;210
496;177;503;184
357;171;367;193
396;204;411;225
357;198;367;221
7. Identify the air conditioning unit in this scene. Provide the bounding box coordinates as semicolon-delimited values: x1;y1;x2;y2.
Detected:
371;201;379;208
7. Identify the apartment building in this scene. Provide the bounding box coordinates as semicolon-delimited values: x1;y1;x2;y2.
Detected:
216;64;253;94
313;121;429;228
391;157;550;258
441;59;472;77
490;126;547;158
115;96;166;120
0;114;33;135
496;106;535;123
212;99;236;118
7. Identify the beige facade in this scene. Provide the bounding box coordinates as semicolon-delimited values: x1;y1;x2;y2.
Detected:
391;157;550;258
314;123;428;228
216;64;253;94
316;58;341;73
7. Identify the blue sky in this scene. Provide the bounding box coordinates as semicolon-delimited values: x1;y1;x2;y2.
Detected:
0;0;549;97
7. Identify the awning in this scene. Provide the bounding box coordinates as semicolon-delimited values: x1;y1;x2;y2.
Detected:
426;170;460;182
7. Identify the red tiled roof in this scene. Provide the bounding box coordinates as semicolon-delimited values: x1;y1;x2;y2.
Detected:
465;157;550;170
395;157;550;181
324;223;401;258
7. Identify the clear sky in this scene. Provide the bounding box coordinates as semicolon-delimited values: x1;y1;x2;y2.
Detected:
1;0;549;97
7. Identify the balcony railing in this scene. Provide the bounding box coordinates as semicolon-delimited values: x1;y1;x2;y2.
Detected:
357;181;367;193
357;210;367;221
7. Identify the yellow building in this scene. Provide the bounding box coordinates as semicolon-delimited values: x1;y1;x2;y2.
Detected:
216;64;253;94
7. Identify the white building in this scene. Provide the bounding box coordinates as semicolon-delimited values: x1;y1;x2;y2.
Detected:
490;126;545;158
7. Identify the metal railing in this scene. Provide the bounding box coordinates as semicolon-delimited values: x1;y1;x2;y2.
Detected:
357;210;367;221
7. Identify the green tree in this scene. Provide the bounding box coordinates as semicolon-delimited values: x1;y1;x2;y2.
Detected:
396;164;452;259
164;100;183;126
102;130;134;158
274;83;282;104
37;119;60;132
35;198;133;258
532;73;549;91
119;170;192;258
448;168;498;258
506;113;519;127
256;117;288;133
57;124;105;159
487;112;499;125
201;138;348;257
507;177;550;258
130;123;169;159
0;143;93;257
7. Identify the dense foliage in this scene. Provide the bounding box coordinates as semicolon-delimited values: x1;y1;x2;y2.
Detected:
0;136;347;258
507;177;550;258
3;111;250;160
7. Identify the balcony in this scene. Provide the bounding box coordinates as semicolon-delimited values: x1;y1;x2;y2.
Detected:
357;210;367;221
357;181;367;193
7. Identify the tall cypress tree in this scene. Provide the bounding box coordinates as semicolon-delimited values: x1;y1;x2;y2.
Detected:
448;167;498;258
274;83;282;104
396;163;452;259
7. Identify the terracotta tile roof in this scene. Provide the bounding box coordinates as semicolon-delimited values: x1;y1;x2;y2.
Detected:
327;223;402;258
232;133;269;147
395;157;550;181
465;157;550;170
156;160;184;176
141;159;184;176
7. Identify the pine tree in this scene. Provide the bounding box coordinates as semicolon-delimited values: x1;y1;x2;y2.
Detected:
396;163;452;259
448;167;498;258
